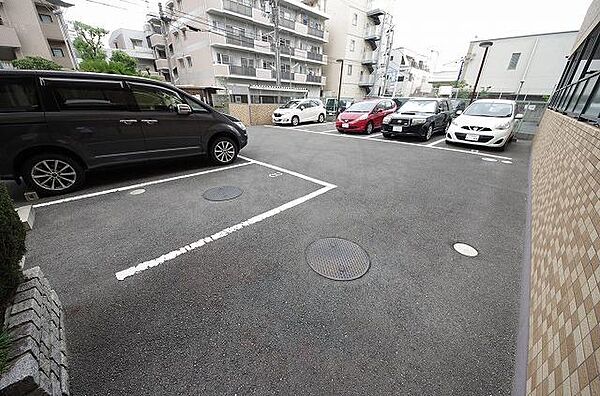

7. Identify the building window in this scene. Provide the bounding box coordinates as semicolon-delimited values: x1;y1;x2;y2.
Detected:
350;40;355;52
130;39;143;49
176;0;182;10
507;53;521;70
347;64;352;76
217;53;230;64
51;48;65;57
172;67;178;79
168;43;173;53
352;13;358;26
39;13;53;23
182;30;187;40
186;56;193;67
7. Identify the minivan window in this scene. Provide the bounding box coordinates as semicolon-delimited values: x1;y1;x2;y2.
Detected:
0;79;40;113
131;84;185;112
50;81;130;111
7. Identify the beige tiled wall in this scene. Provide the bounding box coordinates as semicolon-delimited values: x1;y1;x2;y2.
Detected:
528;110;600;395
229;103;280;126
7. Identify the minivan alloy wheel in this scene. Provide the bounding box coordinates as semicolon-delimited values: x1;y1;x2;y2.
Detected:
214;140;236;163
31;159;77;191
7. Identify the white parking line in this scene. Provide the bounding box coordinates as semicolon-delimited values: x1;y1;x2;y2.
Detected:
264;125;513;160
115;156;337;281
368;133;383;139
426;138;446;147
31;161;253;209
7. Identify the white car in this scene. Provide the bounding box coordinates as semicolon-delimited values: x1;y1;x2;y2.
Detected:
446;99;523;151
272;99;326;126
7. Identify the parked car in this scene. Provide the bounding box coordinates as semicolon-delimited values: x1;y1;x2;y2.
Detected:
382;98;453;141
324;98;353;116
0;70;248;196
272;99;326;126
336;98;397;134
446;99;523;150
391;97;410;109
450;99;467;113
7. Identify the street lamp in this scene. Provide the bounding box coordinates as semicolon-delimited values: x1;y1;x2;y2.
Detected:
469;41;493;103
336;59;344;114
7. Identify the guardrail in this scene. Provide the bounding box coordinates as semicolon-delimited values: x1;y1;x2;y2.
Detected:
229;65;256;76
549;70;600;123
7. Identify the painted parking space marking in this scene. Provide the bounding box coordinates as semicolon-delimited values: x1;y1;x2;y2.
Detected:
426;138;446;147
265;125;513;161
29;161;252;209
501;160;513;164
482;157;498;162
115;155;337;281
368;133;383;138
129;189;146;195
453;242;479;257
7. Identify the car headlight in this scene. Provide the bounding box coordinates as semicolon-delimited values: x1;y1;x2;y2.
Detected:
337;114;343;121
356;114;368;121
412;118;426;125
496;121;511;130
234;121;246;130
451;120;459;126
383;115;392;124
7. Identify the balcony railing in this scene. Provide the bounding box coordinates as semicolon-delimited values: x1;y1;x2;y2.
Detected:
307;26;324;38
225;34;254;48
280;45;294;56
306;74;322;83
229;65;257;76
280;18;295;29
280;71;294;80
223;0;252;17
307;51;322;61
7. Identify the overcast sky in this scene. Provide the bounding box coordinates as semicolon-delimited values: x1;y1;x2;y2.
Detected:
65;0;591;70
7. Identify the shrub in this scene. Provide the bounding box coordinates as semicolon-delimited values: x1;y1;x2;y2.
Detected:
0;184;25;306
12;56;62;71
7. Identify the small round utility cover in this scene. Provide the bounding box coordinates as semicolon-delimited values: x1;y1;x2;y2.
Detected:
482;157;498;162
203;186;243;201
453;242;478;257
130;189;146;195
306;238;370;281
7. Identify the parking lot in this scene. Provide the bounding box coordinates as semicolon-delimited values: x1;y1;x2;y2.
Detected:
12;121;531;395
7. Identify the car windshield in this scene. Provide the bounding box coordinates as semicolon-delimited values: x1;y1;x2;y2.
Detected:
463;102;513;117
281;100;300;109
398;100;438;113
345;101;377;112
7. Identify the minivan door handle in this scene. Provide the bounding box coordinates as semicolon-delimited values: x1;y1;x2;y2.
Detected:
141;119;159;125
119;119;138;125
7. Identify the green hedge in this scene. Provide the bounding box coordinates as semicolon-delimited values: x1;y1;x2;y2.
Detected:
0;184;25;305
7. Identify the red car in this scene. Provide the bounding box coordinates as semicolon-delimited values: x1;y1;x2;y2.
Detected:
336;98;397;134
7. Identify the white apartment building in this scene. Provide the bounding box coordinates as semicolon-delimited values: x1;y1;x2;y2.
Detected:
460;31;578;99
384;47;433;97
108;28;156;74
147;0;329;103
322;0;393;99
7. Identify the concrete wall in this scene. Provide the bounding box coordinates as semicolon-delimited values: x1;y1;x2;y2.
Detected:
461;32;577;96
527;109;600;394
573;0;600;50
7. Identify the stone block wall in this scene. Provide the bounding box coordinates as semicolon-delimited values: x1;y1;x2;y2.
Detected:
527;110;600;395
0;267;69;395
229;103;280;125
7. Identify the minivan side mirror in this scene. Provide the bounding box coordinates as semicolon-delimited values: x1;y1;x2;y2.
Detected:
455;110;462;115
515;113;524;120
177;103;192;115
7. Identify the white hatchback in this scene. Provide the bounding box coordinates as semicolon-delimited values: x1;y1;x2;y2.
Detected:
272;99;326;126
446;99;523;150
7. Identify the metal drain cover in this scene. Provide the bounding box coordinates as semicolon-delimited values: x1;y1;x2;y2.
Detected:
202;186;243;201
306;238;370;281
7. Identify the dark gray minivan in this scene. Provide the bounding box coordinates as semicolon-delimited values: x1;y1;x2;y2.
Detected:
0;70;248;195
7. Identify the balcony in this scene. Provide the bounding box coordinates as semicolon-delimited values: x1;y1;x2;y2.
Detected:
361;51;378;72
279;45;295;56
229;65;256;76
307;51;322;61
148;33;165;47
213;63;230;76
367;8;385;24
364;26;381;41
40;22;65;41
306;74;322;83
0;26;20;48
222;0;252;17
155;58;169;70
280;18;295;29
358;75;375;87
225;34;254;48
307;26;324;39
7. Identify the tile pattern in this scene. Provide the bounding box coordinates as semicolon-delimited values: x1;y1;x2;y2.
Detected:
528;110;600;395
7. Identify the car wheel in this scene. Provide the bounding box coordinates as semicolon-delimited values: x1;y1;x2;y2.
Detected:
422;124;434;141
22;153;85;196
209;136;238;165
365;122;374;135
318;113;325;123
382;132;392;138
291;116;300;126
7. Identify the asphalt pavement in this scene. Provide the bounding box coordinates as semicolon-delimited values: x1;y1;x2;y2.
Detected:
16;122;531;395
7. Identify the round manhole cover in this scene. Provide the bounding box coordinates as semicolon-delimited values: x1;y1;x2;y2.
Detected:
203;186;243;201
306;238;370;281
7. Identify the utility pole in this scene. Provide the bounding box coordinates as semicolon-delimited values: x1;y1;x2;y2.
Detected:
381;16;394;96
261;0;281;86
469;41;493;104
336;59;344;112
158;2;174;83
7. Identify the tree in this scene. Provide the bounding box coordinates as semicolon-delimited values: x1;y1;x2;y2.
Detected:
12;56;62;70
79;50;140;76
73;21;107;61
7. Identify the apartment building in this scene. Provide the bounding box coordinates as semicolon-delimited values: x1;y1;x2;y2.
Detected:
384;47;433;97
108;28;157;74
146;0;329;103
0;0;75;69
460;31;577;100
322;0;392;99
